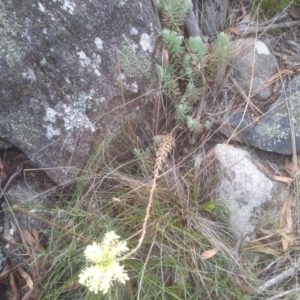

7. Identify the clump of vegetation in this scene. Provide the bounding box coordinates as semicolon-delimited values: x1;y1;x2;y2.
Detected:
38;0;240;299
156;0;192;30
26;0;278;299
157;26;232;133
40;124;256;300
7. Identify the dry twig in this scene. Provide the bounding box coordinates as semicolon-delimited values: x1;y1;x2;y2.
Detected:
266;286;300;300
256;258;300;294
238;20;300;36
120;134;174;260
258;12;288;27
229;76;263;115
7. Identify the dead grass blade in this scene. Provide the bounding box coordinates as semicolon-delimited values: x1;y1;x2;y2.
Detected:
200;248;219;260
272;175;293;183
0;264;10;283
20;228;45;252
17;267;33;290
234;275;256;294
249;157;293;183
255;69;294;93
31;228;40;244
9;270;19;300
247;241;279;256
285;156;300;178
280;195;295;251
280;195;294;229
163;48;169;66
236;4;248;22
259;228;291;235
253;247;278;256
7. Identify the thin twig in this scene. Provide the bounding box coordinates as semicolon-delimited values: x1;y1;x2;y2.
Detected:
119;172;159;261
286;92;298;166
229;76;263;115
12;205;93;243
266;286;300;300
239;20;300;36
256;258;300;294
258;12;288;27
258;255;287;277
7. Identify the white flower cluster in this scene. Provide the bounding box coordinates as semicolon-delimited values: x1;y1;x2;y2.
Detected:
79;231;129;294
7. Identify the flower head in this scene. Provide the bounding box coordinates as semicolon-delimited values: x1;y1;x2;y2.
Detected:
103;231;120;245
110;241;129;257
79;231;129;294
79;265;111;294
84;242;103;264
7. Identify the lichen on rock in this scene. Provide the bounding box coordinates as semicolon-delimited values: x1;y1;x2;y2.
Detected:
0;0;161;184
119;35;152;78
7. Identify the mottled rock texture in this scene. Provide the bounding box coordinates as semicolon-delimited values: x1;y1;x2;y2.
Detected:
0;0;161;183
222;74;300;154
231;38;278;100
3;180;54;233
251;74;300;153
208;144;288;240
200;0;228;35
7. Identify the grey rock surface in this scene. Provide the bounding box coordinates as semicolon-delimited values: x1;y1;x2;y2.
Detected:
210;144;288;240
185;10;200;37
231;38;278;100
2;180;56;269
0;0;160;184
0;249;5;272
222;74;300;154
251;74;300;154
0;138;13;149
3;180;55;233
200;0;228;35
